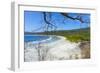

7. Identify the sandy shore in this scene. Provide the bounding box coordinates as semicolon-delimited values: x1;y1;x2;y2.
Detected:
24;36;89;62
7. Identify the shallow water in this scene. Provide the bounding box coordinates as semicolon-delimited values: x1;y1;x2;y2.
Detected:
24;35;50;42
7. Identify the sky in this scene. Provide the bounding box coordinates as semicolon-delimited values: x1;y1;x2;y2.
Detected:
24;11;90;32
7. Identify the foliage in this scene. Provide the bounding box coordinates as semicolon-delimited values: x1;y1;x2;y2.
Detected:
41;28;90;42
25;28;90;42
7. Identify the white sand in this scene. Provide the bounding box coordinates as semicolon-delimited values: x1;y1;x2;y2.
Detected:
24;36;82;62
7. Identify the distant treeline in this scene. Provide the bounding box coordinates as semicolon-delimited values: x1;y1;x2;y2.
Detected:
25;28;90;42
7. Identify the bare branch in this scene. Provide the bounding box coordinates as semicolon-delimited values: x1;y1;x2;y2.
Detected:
60;13;89;23
43;12;57;31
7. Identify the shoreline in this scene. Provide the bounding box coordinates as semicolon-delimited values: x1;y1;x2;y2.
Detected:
24;35;82;62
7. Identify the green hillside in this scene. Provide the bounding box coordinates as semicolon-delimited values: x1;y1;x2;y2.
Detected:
25;28;90;42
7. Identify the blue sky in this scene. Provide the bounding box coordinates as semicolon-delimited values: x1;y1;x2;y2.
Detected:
24;11;90;32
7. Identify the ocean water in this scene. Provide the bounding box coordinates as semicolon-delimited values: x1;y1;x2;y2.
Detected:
24;35;49;42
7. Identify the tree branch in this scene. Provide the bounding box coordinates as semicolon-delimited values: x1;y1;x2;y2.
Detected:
60;13;87;23
43;12;57;31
